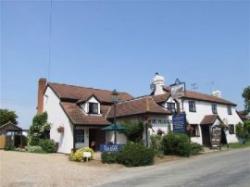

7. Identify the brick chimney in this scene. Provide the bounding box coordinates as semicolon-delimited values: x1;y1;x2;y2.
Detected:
37;78;47;114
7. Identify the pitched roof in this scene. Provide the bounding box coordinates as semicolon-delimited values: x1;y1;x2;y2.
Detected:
60;102;110;125
48;82;133;103
108;97;170;118
200;115;221;125
164;87;236;106
152;93;171;103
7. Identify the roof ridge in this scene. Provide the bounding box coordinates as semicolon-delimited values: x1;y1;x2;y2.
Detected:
48;82;130;95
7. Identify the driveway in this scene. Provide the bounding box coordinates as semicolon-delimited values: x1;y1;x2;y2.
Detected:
0;150;122;187
96;148;250;187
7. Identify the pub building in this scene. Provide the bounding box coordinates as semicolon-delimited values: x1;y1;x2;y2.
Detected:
37;73;242;153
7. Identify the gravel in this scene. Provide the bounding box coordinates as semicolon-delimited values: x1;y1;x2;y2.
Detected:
0;150;122;187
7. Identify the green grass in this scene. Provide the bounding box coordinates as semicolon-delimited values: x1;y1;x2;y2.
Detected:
228;140;250;149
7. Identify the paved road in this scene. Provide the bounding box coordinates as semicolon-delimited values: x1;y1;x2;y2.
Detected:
97;148;250;187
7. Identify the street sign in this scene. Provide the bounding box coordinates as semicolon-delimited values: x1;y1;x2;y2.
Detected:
172;112;186;133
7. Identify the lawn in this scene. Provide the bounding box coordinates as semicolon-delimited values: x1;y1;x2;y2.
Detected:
228;140;250;149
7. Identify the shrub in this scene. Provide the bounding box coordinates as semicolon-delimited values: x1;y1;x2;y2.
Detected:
69;147;94;162
236;123;249;143
26;145;44;153
116;142;155;167
120;120;144;142
39;139;57;153
162;133;191;157
101;152;118;164
190;143;203;155
4;143;15;151
150;134;163;154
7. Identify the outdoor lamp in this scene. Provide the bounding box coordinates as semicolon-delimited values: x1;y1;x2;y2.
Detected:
112;89;119;144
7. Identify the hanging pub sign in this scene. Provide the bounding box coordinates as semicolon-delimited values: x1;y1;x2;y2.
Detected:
170;78;186;99
172;112;187;133
211;126;222;148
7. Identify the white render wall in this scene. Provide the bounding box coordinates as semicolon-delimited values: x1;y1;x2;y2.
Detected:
44;87;74;153
105;131;127;144
182;99;242;143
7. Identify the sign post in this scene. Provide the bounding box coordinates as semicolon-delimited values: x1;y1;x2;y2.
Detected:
170;79;187;134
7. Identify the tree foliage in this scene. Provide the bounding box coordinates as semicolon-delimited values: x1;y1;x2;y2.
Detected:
242;86;250;112
0;109;18;127
120;120;144;142
28;112;51;145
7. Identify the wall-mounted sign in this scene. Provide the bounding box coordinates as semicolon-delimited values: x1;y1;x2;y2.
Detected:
172;112;187;133
100;144;124;152
170;79;186;99
211;126;221;148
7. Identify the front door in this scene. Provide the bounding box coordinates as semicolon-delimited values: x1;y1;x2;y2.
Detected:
201;126;211;147
89;129;105;151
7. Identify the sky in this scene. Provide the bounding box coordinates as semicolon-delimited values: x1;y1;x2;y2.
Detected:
0;0;250;128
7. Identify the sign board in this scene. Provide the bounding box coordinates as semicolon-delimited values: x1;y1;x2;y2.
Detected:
172;113;186;133
170;79;185;99
83;152;92;162
100;144;124;152
211;126;221;148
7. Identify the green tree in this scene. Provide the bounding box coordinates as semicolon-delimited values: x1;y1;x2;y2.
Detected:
28;112;51;145
120;120;144;142
242;86;250;112
0;109;18;127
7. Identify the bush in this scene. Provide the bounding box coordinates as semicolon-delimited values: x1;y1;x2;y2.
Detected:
4;143;15;151
116;142;155;167
150;135;163;154
236;123;249;142
69;147;94;162
101;152;118;164
162;133;191;157
190;143;203;155
121;120;144;142
39;139;57;153
26;145;44;153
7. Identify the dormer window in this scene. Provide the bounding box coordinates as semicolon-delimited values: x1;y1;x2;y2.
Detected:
88;102;98;114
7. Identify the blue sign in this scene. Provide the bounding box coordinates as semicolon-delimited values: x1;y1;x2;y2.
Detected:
172;113;186;133
100;144;124;152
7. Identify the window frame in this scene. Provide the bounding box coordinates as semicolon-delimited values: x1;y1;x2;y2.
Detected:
227;106;232;115
88;102;99;114
212;103;217;114
189;124;200;137
188;100;196;112
167;102;176;113
228;124;235;134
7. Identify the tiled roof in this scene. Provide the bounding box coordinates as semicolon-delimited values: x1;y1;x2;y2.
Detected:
48;82;133;103
60;102;110;125
152;93;171;103
108;97;170;118
200;115;221;125
164;87;236;106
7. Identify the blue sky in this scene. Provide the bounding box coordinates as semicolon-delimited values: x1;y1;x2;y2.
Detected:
1;1;250;128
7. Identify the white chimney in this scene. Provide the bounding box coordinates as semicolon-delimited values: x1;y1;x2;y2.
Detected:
150;73;166;95
212;90;222;98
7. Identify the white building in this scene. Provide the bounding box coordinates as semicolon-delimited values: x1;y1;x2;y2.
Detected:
37;74;242;153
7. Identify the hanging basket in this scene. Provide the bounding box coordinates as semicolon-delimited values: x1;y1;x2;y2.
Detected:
57;126;64;133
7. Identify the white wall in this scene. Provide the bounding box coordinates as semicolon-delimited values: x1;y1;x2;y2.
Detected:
182;99;242;144
44;87;74;154
105;131;127;144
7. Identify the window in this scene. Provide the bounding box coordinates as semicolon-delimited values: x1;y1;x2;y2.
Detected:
228;124;235;134
167;102;176;113
88;102;98;114
188;101;196;112
212;103;217;114
227;106;232;115
189;124;200;137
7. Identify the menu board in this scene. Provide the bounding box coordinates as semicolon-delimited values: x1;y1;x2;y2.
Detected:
211;126;221;148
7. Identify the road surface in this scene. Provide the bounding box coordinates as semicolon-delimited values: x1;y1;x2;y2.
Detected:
97;148;250;187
